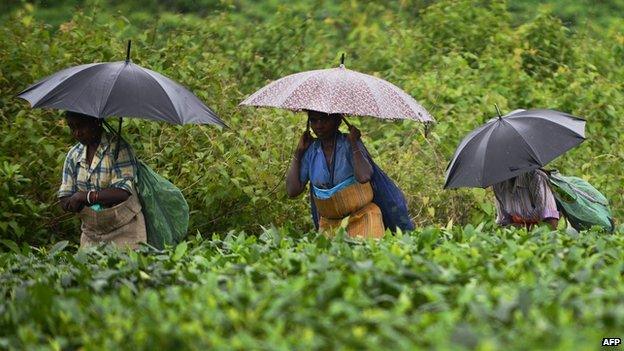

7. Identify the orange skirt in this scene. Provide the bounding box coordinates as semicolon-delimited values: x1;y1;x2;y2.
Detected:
511;215;539;226
314;182;384;239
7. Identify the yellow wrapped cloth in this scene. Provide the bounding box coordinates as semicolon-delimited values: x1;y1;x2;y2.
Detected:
314;182;384;239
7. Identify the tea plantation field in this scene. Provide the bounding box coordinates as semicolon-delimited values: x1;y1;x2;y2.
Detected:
1;225;622;350
1;0;623;349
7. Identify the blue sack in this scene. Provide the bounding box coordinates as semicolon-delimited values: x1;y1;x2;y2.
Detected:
368;159;415;232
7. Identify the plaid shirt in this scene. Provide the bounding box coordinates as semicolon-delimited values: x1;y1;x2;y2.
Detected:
493;169;559;225
58;133;136;198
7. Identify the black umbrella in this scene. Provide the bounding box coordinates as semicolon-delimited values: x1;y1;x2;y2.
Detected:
17;41;226;127
444;108;585;189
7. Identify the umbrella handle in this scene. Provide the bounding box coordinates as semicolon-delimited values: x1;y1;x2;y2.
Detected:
114;117;123;161
126;40;132;63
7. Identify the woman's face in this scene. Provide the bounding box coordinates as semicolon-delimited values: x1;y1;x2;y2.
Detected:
308;111;340;139
66;116;102;145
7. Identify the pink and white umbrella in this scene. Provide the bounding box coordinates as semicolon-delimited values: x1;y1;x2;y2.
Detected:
240;56;434;122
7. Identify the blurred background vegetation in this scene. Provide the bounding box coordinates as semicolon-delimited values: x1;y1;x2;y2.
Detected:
1;0;622;245
2;0;623;29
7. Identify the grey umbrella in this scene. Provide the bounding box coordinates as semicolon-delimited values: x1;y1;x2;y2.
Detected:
444;108;585;189
17;41;226;127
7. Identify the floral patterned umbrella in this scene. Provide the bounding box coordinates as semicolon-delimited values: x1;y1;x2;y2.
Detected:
240;55;434;122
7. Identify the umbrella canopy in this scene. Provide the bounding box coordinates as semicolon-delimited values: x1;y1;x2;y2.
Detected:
444;108;585;189
18;42;226;127
240;57;433;122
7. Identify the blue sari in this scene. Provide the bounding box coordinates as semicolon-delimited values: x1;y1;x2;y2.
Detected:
302;134;414;232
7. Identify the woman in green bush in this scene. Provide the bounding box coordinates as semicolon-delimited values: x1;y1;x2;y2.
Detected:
286;110;383;238
286;110;414;238
58;111;146;248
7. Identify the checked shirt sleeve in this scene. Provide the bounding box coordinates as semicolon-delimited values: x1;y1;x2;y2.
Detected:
58;147;79;198
109;140;137;194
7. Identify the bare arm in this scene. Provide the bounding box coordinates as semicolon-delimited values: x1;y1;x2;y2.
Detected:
59;188;130;213
347;126;373;183
59;196;72;212
96;188;130;207
286;131;312;198
60;191;88;213
286;152;306;198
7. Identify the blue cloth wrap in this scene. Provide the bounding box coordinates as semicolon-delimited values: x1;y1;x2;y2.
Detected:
303;134;414;232
312;176;357;199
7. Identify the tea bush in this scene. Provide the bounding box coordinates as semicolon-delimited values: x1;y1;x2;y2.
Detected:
0;0;622;245
0;225;622;349
0;2;622;349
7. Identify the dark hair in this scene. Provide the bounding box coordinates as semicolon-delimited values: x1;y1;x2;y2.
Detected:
305;109;343;119
64;111;103;131
305;110;343;131
65;110;100;122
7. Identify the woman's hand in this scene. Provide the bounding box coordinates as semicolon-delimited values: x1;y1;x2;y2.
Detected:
346;125;361;144
296;130;313;156
66;191;87;212
59;197;71;212
287;130;313;198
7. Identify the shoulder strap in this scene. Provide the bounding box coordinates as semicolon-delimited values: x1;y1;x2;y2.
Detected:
539;168;557;178
102;118;124;162
329;133;338;186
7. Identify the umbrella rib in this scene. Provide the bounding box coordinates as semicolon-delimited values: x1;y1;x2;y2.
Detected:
511;115;585;139
444;122;496;187
325;70;339;113
475;125;499;187
390;85;421;121
145;68;225;126
64;66;113;118
358;73;384;118
445;122;493;171
141;69;185;124
502;119;544;165
98;63;130;118
18;67;74;98
184;89;225;126
369;73;431;121
370;74;407;119
243;68;325;107
28;64;99;109
131;64;142;119
278;71;317;109
394;86;432;122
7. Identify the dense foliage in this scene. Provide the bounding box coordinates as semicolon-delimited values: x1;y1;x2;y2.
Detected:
1;1;622;349
0;0;621;244
1;225;622;350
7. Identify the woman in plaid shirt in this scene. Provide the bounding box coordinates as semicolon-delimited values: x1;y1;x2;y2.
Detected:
58;111;146;248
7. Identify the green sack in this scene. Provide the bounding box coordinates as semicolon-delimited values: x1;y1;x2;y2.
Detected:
545;170;614;232
135;161;189;249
